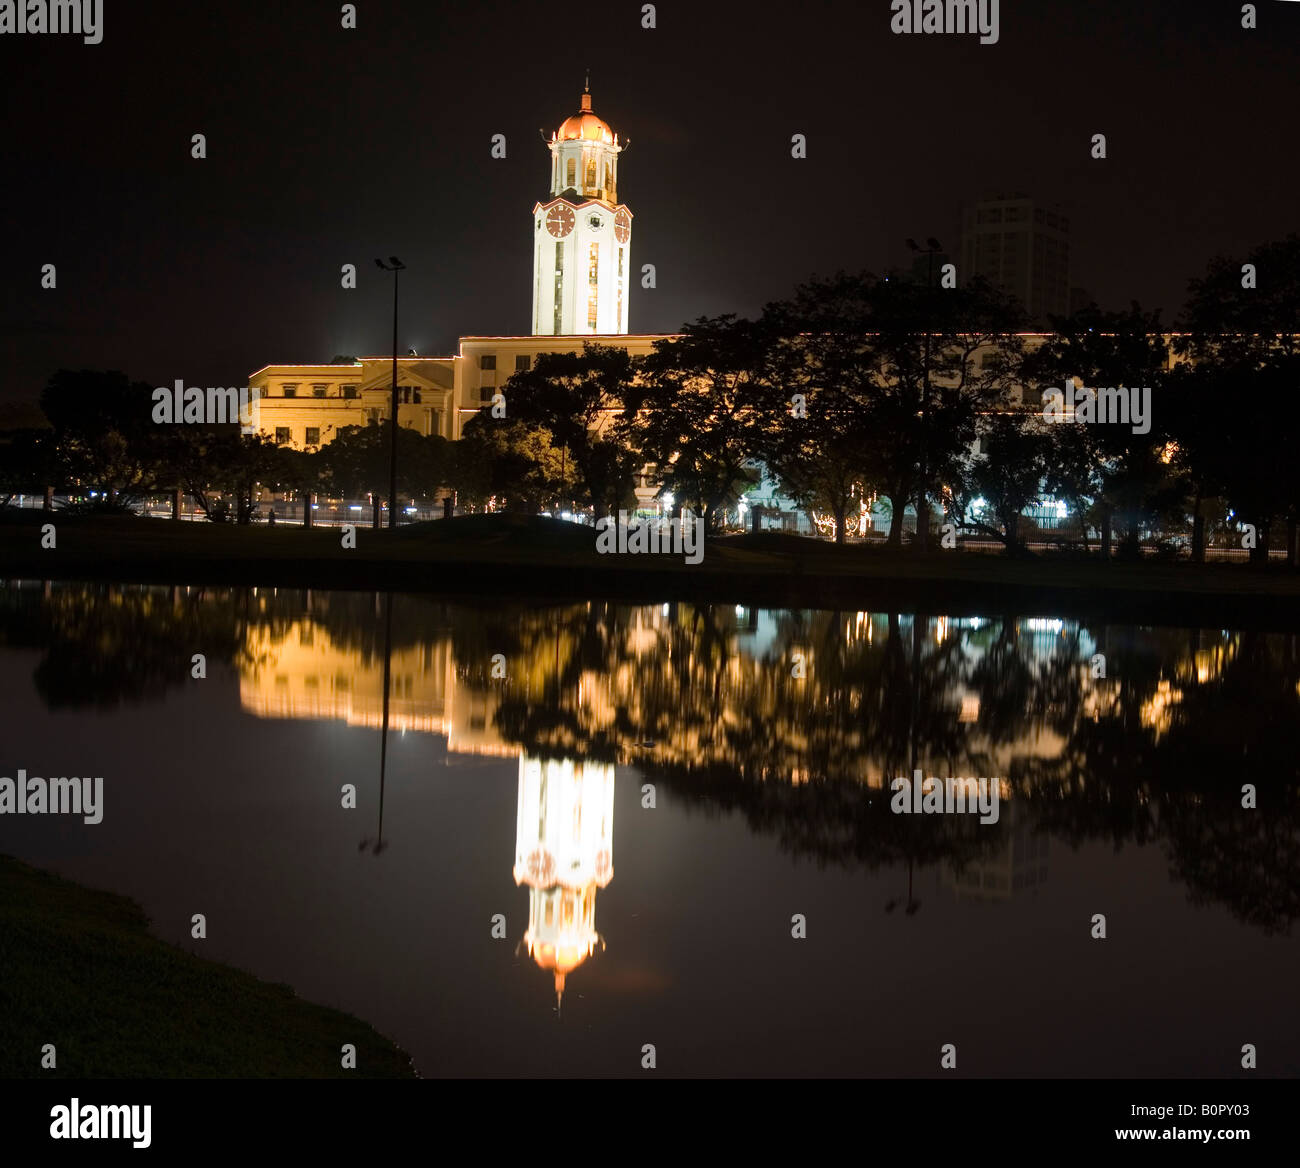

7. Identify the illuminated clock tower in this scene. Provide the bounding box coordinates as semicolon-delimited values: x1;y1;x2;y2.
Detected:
513;755;615;1011
532;84;633;336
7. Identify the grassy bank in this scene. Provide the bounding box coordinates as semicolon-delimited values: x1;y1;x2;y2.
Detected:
0;855;415;1078
3;509;1300;628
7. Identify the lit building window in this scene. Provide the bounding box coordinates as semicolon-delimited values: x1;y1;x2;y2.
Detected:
587;242;599;330
565;158;575;187
479;355;496;370
274;427;291;444
342;385;358;399
585;158;596;188
515;354;531;371
312;384;327;397
282;385;297;398
305;427;320;445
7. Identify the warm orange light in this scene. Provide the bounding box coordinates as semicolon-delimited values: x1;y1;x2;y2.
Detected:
557;91;616;143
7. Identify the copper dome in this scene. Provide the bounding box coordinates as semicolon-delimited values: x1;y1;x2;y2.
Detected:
557;92;614;144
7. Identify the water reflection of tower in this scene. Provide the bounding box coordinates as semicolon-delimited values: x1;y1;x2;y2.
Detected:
513;756;615;1012
944;800;1049;901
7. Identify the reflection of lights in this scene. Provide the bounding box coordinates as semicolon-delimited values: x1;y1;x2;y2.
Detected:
848;611;874;645
735;605;745;618
514;756;615;1011
1026;619;1064;633
958;695;980;723
935;616;948;644
1140;679;1181;736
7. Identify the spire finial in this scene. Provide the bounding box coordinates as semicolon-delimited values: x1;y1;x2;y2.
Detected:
584;69;590;94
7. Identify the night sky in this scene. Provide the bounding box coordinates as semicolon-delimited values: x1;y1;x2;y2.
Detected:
2;0;1298;403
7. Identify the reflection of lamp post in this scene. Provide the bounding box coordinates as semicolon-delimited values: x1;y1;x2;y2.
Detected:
907;237;943;552
360;590;394;856
375;257;406;528
885;856;922;916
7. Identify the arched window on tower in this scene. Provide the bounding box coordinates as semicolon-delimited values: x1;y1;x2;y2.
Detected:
565;158;575;187
585;158;597;188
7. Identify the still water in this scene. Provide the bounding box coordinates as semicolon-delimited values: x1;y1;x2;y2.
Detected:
1;581;1297;1076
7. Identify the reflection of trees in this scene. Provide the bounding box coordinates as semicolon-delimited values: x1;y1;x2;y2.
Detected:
0;585;464;711
644;758;1005;876
1013;627;1300;933
4;583;1297;933
480;605;1299;933
0;585;247;709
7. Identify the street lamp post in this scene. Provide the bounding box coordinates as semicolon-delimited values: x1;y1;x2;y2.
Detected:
906;237;943;552
375;257;406;528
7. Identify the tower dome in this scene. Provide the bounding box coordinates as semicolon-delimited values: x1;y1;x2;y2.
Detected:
557;92;615;144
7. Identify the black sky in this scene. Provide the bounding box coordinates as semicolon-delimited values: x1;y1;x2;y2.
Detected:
2;0;1298;402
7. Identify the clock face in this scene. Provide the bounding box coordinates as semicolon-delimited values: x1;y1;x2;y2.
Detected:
545;204;575;238
615;209;631;243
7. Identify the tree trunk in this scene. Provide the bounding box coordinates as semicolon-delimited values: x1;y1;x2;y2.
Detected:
1003;511;1019;553
833;501;846;546
1101;511;1112;560
1192;490;1205;564
886;495;905;547
1252;519;1271;566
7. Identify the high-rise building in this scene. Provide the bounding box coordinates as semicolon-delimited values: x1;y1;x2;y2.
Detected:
531;85;633;336
960;194;1070;325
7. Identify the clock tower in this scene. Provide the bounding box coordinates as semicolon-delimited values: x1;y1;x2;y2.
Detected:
532;84;632;336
